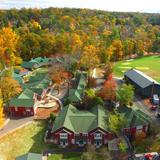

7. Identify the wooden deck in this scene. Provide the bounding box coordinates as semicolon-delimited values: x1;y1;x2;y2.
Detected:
34;104;60;120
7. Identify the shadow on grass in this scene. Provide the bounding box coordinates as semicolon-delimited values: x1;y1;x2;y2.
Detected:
29;120;54;153
63;153;82;159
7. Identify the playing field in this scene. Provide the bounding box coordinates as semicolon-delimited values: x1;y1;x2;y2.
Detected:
113;55;160;82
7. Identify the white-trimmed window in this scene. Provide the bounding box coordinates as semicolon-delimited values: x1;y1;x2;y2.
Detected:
26;108;31;112
83;133;88;136
15;107;18;111
136;125;143;130
60;133;68;139
94;133;102;139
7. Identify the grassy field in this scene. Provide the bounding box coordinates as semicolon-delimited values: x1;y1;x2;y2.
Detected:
0;121;54;160
113;55;160;82
48;153;82;160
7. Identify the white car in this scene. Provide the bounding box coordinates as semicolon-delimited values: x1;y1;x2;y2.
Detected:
153;94;159;105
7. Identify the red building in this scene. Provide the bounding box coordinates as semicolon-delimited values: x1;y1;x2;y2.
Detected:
9;88;38;117
50;105;150;148
51;104;115;148
117;106;151;138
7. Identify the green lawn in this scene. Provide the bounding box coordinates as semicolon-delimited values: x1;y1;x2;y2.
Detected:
0;121;54;160
47;153;106;160
113;55;160;82
47;153;82;160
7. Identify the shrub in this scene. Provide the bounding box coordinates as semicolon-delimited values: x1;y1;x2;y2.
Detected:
50;113;56;122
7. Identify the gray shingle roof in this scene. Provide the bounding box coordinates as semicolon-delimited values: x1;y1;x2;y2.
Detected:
16;153;42;160
124;69;159;88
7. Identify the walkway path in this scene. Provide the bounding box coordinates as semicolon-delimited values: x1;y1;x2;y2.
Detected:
0;116;34;137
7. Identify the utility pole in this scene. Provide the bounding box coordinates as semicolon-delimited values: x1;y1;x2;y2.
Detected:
151;81;154;98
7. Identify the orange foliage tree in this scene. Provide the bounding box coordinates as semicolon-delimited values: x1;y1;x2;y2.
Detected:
50;64;73;94
99;74;116;101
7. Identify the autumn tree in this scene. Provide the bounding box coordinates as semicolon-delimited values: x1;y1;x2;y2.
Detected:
116;84;134;106
99;74;116;103
49;64;65;94
0;89;4;128
112;40;123;61
70;33;83;55
106;45;115;61
28;19;41;33
84;89;104;110
49;64;72;94
123;39;135;58
79;45;100;70
79;45;100;87
104;62;113;79
0;77;22;106
19;32;41;60
0;26;21;68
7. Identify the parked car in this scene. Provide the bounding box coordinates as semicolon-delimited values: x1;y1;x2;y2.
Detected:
153;94;159;105
150;105;157;110
135;152;159;160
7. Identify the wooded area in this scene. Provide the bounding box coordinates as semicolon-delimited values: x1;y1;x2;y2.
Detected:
0;8;160;62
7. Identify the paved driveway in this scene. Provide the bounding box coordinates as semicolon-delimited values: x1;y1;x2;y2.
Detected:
133;96;160;124
0;116;34;137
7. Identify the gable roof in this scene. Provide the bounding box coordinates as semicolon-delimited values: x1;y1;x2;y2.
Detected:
124;69;159;88
52;104;108;133
23;78;49;95
12;72;23;84
9;88;35;107
21;61;37;70
16;153;42;160
30;57;44;63
18;88;35;99
117;106;151;128
68;89;83;103
76;72;87;89
22;68;50;95
9;98;35;107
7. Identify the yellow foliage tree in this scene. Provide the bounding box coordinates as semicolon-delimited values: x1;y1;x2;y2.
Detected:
0;100;4;128
106;45;115;60
0;89;4;128
112;40;123;60
0;26;21;68
28;19;41;32
0;77;22;105
79;45;100;70
70;33;83;54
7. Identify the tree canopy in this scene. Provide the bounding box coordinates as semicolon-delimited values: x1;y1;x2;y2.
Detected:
116;84;134;106
0;8;160;62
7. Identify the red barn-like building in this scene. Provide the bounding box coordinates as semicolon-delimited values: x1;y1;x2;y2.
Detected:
9;88;38;117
